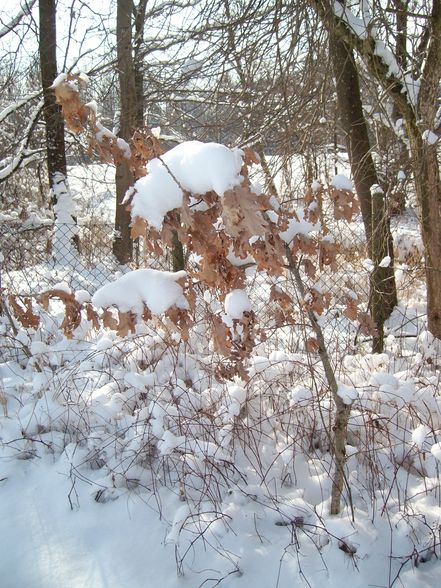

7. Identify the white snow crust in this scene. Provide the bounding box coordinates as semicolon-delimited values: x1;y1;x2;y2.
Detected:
331;174;353;191
224;289;252;319
131;141;244;229
92;269;187;315
422;130;438;145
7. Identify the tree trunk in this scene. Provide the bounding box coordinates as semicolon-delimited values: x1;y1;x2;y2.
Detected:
134;0;148;128
408;126;441;337
371;187;389;352
39;0;79;260
38;0;67;200
389;0;409;215
113;0;137;265
329;34;397;331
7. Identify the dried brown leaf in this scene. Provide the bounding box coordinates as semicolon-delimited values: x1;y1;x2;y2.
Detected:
38;289;82;338
306;337;320;353
319;240;339;271
343;295;359;321
222;186;268;241
211;315;232;356
166;306;193;341
8;295;39;329
358;311;378;336
53;75;90;133
303;288;331;315
269;285;293;310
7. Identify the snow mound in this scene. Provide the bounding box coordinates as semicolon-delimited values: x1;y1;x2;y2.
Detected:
131;141;244;229
224;289;252;319
92;269;187;315
331;174;353;191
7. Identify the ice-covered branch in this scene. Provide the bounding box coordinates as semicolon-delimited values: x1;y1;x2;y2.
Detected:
0;90;41;125
313;0;419;119
0;100;44;182
0;0;37;39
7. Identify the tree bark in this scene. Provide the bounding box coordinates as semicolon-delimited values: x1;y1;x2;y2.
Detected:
113;0;137;264
134;0;148;128
38;0;67;200
329;34;397;330
407;125;441;336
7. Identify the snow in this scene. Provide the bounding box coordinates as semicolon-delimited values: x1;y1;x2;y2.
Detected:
279;208;320;244
52;281;72;294
116;137;131;159
50;72;68;88
362;258;374;272
333;1;368;39
332;1;420;107
422;130;438;145
378;255;391;268
2;119;441;588
95;122;116;142
337;382;358;405
412;424;431;449
75;289;91;303
92;269;187;315
331;174;353;191
131;141;244;229
0;91;41;124
52;172;79;266
370;183;383;196
374;40;400;78
431;443;441;461
403;75;420;107
224;289;252;319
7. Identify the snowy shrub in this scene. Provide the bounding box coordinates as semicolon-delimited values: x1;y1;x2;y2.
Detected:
1;74;441;587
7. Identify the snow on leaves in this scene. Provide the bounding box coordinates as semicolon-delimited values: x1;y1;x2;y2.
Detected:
52;74;90;134
6;289;99;338
51;79;371;374
329;184;360;222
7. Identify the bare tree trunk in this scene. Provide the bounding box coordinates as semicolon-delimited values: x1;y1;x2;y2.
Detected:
38;0;67;201
113;0;137;265
39;0;79;259
408;126;441;337
286;249;351;516
134;0;148;129
389;0;409;215
329;34;397;338
371;187;389;353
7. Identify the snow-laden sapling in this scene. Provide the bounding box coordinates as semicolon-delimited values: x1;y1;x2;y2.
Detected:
50;73;374;514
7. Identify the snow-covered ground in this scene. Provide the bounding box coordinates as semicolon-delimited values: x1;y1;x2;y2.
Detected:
1;153;440;587
1;314;440;588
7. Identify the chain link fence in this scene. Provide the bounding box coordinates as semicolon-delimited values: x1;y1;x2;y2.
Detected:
0;208;423;318
1;220;120;295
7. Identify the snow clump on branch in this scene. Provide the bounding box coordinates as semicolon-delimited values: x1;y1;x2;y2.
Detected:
129;141;244;229
92;269;188;316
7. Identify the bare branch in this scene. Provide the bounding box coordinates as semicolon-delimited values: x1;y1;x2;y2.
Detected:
0;0;37;39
